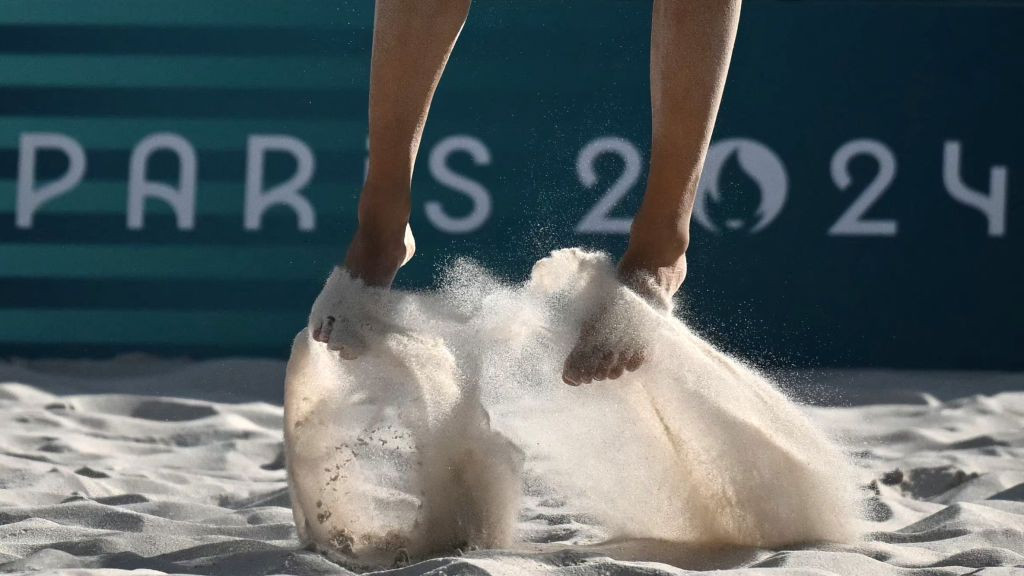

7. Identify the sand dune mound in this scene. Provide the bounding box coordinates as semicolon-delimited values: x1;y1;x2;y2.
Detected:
0;365;1022;574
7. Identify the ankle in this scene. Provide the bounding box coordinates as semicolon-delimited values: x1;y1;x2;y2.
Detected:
624;229;688;268
619;228;689;305
616;257;682;311
344;223;416;286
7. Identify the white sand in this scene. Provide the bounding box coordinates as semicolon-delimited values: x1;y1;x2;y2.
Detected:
1;360;1022;575
1;260;1022;576
288;249;863;568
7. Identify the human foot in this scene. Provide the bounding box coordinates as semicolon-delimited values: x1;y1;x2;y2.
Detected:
310;221;415;351
561;245;685;386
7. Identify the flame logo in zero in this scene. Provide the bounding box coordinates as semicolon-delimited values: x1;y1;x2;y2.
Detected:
694;138;788;234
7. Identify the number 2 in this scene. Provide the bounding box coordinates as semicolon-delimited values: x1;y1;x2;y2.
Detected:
829;139;898;237
575;136;642;234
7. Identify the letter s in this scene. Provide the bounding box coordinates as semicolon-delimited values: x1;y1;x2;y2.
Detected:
425;135;492;234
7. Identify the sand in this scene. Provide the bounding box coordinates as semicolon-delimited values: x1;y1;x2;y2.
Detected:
288;249;863;568
1;359;1022;575
1;255;1022;575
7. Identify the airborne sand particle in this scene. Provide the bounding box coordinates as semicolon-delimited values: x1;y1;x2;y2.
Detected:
285;248;865;568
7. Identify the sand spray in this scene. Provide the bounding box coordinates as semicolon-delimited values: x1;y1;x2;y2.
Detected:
284;248;864;567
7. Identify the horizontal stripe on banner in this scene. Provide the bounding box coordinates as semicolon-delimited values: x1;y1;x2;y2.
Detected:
0;116;553;152
0;182;356;215
0;149;366;182
0;244;339;279
0;309;303;346
0;87;366;119
0;25;371;56
0;342;292;360
0;2;373;28
0;214;357;245
0;278;320;310
0;3;642;30
0;86;602;121
0;117;366;151
0;55;367;90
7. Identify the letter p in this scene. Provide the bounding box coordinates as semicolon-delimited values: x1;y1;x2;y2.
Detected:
16;133;86;229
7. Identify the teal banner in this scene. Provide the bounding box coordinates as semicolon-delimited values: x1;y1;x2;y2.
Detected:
1;1;1021;368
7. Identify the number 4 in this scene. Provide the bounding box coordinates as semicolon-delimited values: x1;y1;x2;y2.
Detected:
943;141;1008;237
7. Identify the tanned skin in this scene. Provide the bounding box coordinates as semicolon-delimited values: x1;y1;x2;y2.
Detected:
313;0;743;386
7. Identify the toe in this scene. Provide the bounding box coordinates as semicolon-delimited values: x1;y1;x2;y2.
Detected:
624;349;644;372
592;350;614;381
562;351;586;386
564;346;602;386
577;357;597;385
607;358;626;380
312;316;335;343
562;369;582;386
561;356;578;386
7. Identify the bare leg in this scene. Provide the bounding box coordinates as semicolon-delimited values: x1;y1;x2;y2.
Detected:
315;0;470;344
348;0;470;287
563;0;742;385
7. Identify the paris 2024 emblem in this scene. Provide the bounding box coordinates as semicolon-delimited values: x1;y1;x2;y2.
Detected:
694;138;788;234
